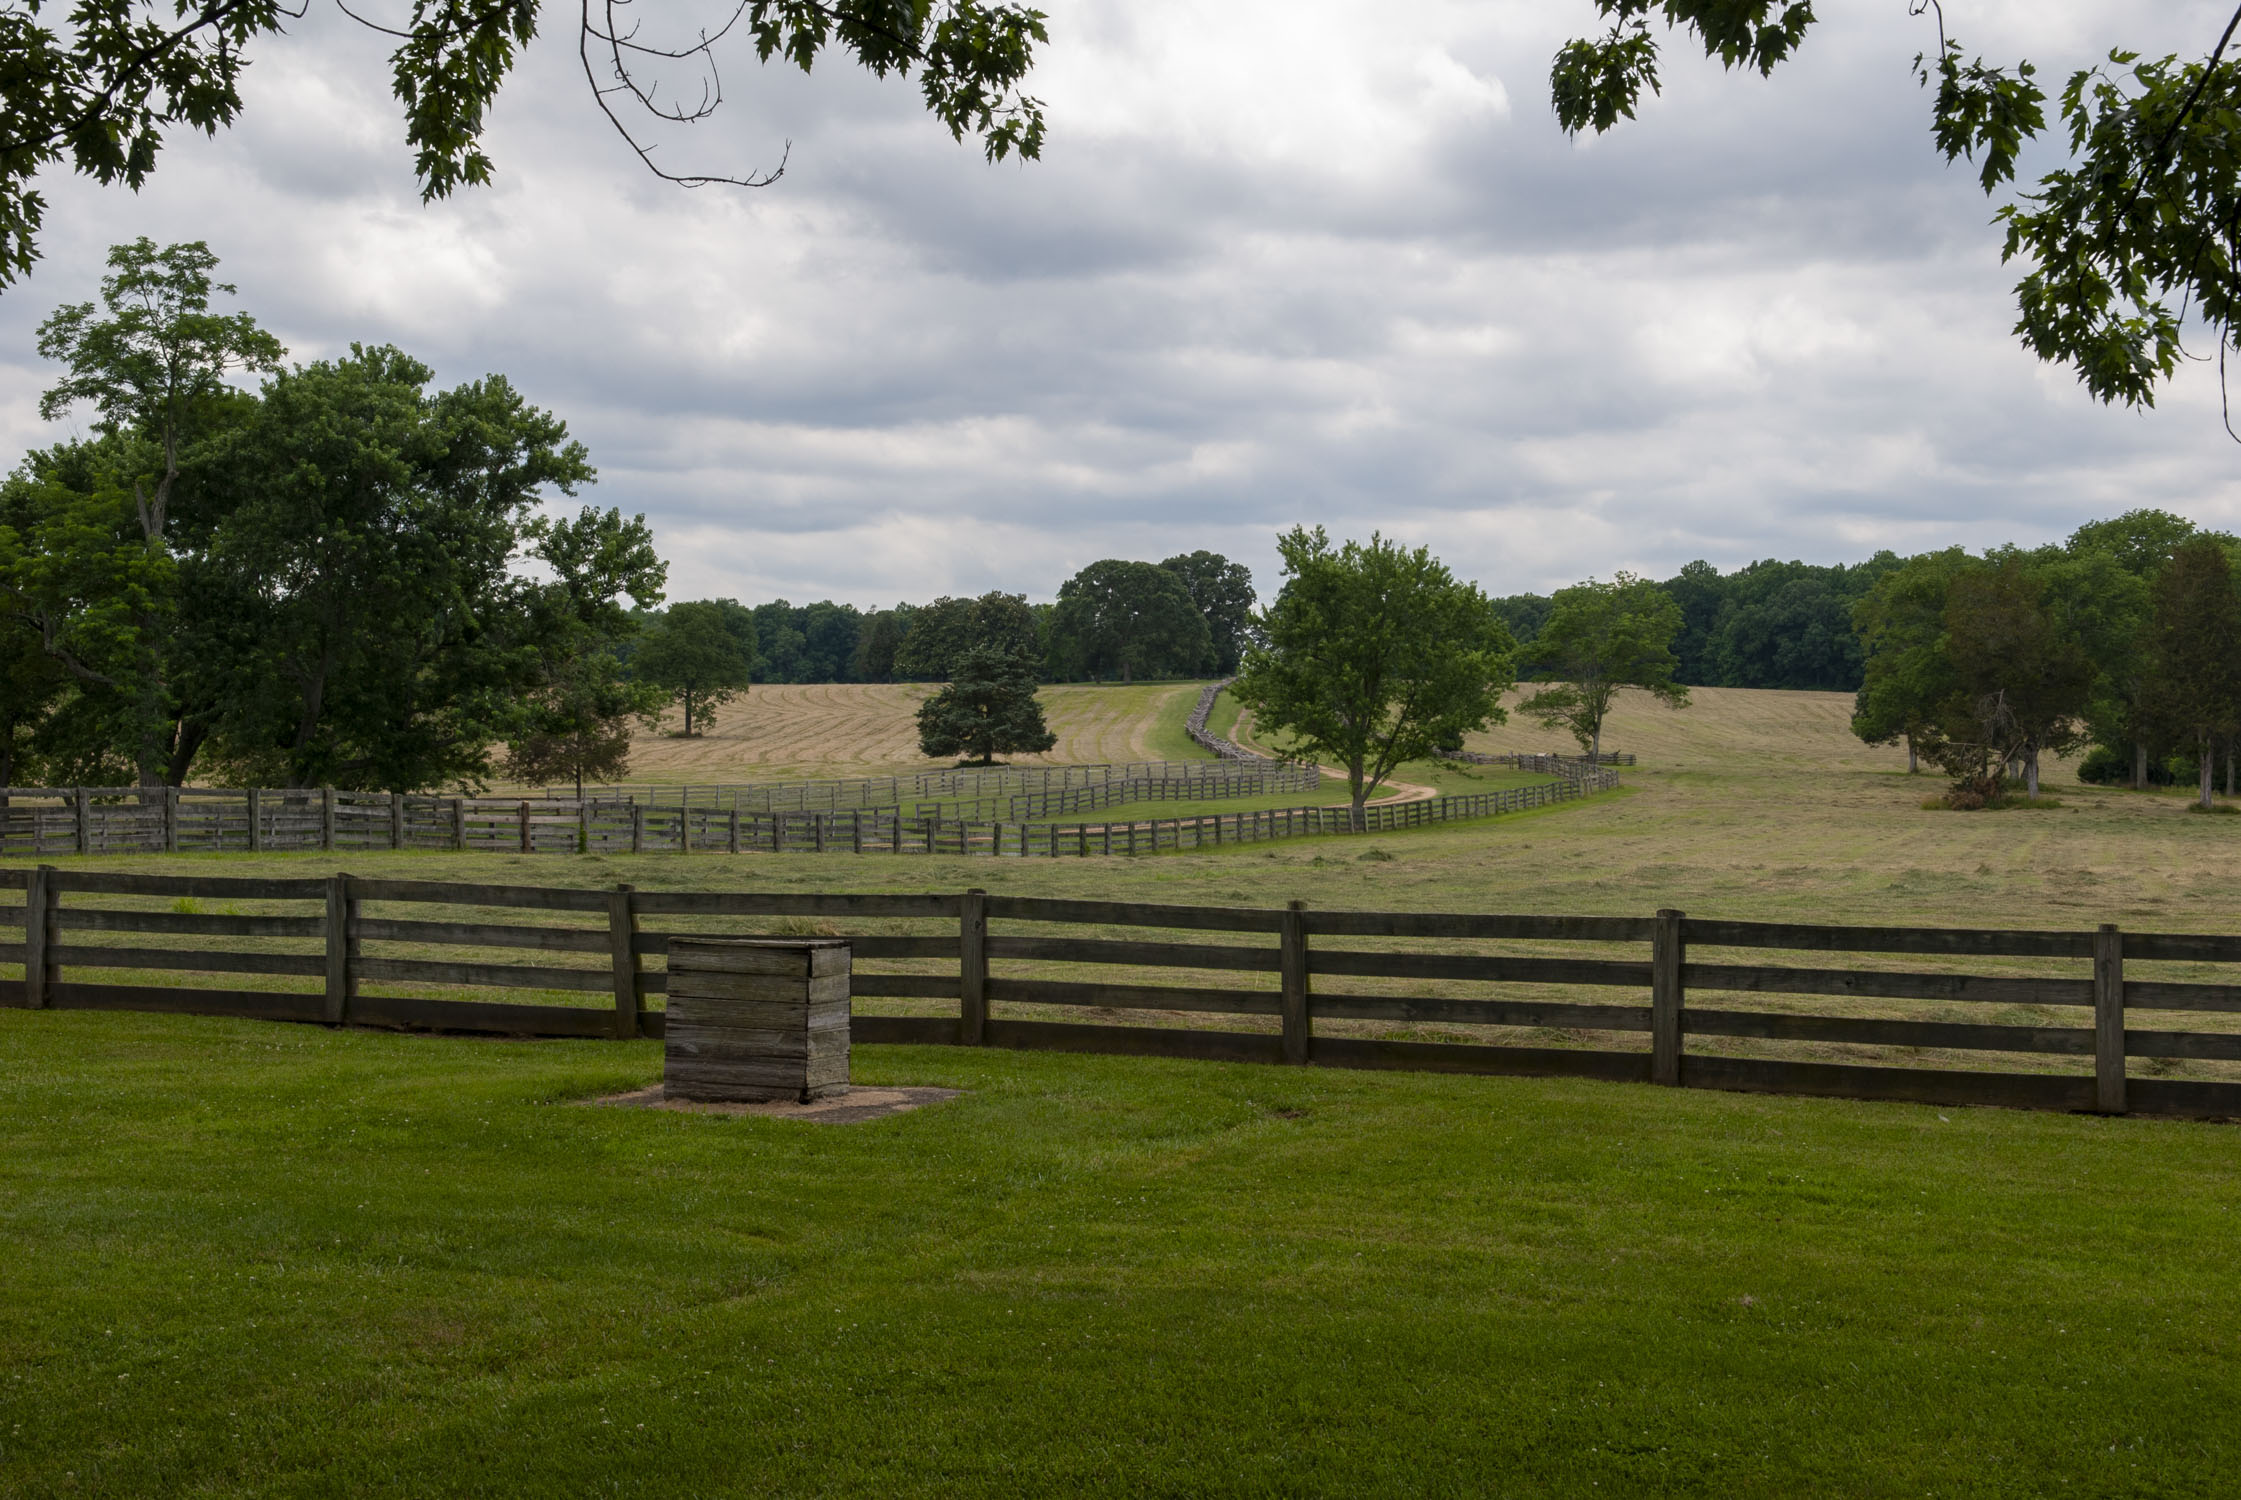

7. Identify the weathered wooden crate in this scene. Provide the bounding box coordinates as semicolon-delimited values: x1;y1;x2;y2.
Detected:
664;938;851;1103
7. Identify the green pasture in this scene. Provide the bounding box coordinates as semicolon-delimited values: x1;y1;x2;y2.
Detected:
3;1012;2236;1498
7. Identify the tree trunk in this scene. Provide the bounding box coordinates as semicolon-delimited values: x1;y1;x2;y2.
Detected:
2202;734;2215;810
1905;733;1917;774
683;692;694;737
2025;746;2039;800
2228;744;2235;799
2134;740;2148;790
1590;721;1602;766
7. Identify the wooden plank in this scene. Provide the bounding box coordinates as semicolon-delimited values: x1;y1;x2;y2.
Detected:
630;891;959;918
52;908;327;939
1682;919;2091;959
983;895;1285;932
48;944;327;978
984;935;1280;971
609;883;641;1038
985;976;1281;1015
1309;1036;1652;1082
1309;951;1652;986
2118;932;2241;963
1683;963;2092;1007
2126;1028;2241;1062
1685;1008;2093;1054
982;1017;1286;1065
662;939;850;978
353;955;613;991
354;918;609;952
324;875;350;1025
2123;1077;2241;1119
629;932;956;960
0;869;27;892
959;888;988;1044
346;878;613;912
1303;911;1656;942
347;993;621;1037
1308;995;1654;1030
1280;899;1308;1065
669;972;850;1005
52;871;329;901
47;982;325;1023
1681;1054;2095;1112
1651;907;1682;1086
849;1015;957;1045
2118;980;2241;1013
848;974;964;1000
2095;924;2125;1113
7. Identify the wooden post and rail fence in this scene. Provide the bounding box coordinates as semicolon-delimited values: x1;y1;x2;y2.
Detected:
4;868;2238;1118
0;768;1619;860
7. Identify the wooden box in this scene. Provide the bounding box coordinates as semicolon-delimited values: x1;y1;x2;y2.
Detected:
663;938;851;1103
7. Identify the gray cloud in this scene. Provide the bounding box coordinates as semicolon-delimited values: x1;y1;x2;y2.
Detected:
4;0;2240;608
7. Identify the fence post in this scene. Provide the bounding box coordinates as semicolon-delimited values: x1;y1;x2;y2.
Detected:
608;883;641;1040
247;788;263;853
731;808;742;855
23;864;55;1009
321;787;336;852
959;888;989;1045
451;797;466;851
1652;908;1685;1086
630;802;645;855
164;787;179;854
73;787;88;854
517;800;532;854
2095;923;2126;1114
323;874;357;1025
391;791;406;851
1280;899;1309;1064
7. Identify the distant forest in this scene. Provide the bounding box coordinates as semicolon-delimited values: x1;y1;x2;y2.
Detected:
1494;556;1901;694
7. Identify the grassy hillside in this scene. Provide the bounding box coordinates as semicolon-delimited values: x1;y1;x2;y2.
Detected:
612;681;1217;784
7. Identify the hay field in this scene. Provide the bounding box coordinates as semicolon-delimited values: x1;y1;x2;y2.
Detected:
604;681;1213;783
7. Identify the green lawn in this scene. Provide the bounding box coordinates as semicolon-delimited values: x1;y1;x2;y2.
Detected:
1;1011;2234;1496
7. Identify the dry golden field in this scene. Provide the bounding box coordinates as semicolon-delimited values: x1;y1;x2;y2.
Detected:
608;681;1211;783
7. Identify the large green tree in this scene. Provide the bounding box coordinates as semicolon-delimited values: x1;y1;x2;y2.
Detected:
1851;548;1970;773
1160;550;1257;675
635;600;756;736
1938;553;2098;801
1556;5;2241;413
1232;527;1514;826
13;239;281;783
1518;572;1688;764
0;1;1048;287
1047;561;1212;683
915;643;1056;765
2144;537;2241;811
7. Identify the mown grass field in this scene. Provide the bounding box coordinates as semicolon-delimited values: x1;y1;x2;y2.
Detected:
618;681;1215;783
3;1013;2237;1497
9;685;2241;1494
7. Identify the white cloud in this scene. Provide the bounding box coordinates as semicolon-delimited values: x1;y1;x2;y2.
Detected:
4;0;2240;606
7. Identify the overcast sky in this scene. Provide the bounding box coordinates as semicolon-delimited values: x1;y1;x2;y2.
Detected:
4;0;2238;606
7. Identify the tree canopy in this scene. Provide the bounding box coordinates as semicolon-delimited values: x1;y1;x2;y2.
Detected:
915;642;1056;765
1232;528;1514;823
0;0;1049;288
1518;573;1688;764
635;599;755;737
1047;561;1212;684
1159;551;1257;676
1555;4;2241;415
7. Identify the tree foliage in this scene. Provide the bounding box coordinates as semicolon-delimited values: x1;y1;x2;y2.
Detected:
891;591;1037;682
2145;537;2241;810
0;0;1048;287
635;600;755;736
914;642;1055;765
1159;550;1257;675
1518;572;1688;763
1232;528;1514;822
1554;4;2241;415
1047;561;1211;683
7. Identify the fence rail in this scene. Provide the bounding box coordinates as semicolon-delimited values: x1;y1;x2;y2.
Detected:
4;869;2239;1119
1442;750;1636;770
0;768;1615;858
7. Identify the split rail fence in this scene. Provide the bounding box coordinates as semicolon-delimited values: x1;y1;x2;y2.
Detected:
0;768;1615;859
5;867;2240;1118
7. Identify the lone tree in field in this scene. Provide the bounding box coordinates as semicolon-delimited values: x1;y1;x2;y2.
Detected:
2145;538;2241;811
1047;560;1213;683
916;645;1057;765
1519;573;1687;764
1232;527;1514;829
634;601;754;737
1937;555;2096;801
